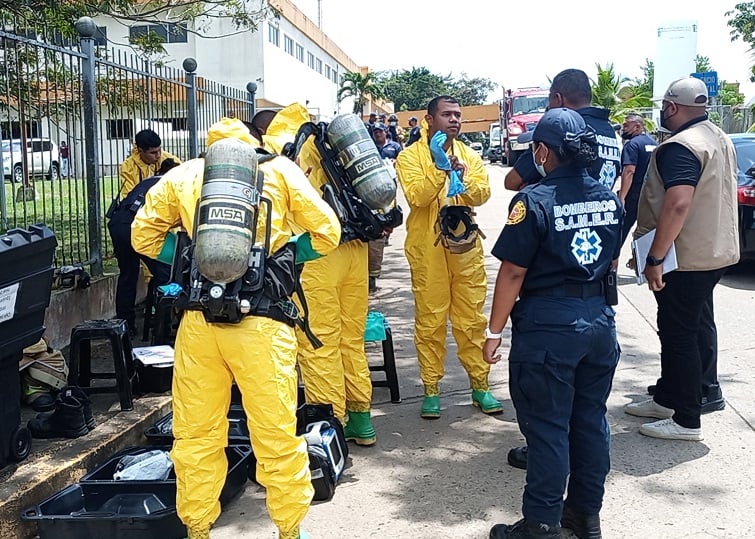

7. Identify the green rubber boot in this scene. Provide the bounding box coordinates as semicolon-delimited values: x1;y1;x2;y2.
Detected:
472;390;503;414
280;529;310;539
420;395;441;419
343;411;376;446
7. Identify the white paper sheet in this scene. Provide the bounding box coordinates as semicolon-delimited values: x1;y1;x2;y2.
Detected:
132;345;175;367
631;229;678;285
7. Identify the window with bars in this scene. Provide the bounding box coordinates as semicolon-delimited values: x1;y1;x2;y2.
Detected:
284;35;294;55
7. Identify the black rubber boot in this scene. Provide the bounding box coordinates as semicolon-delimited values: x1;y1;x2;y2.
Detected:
561;505;601;539
28;393;89;439
59;386;96;431
490;518;561;538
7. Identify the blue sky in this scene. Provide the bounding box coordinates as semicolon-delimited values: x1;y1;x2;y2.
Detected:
292;0;755;102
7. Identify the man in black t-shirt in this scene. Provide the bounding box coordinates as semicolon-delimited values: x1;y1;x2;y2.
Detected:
617;113;657;246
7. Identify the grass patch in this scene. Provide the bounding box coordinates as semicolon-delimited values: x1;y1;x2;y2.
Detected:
2;175;121;268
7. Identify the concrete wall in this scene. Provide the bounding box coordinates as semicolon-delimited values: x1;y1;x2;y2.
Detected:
43;272;147;351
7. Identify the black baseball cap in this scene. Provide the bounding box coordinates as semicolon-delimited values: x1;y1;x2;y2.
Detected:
372;122;387;131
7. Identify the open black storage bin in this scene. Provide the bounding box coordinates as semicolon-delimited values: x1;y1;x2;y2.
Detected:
144;405;250;446
0;224;56;468
21;481;186;539
23;445;253;539
80;445;252;506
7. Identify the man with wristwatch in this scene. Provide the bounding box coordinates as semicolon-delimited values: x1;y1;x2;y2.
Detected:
625;77;740;441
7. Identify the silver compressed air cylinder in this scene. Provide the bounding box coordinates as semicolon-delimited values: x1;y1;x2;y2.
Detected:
327;113;397;210
194;138;259;284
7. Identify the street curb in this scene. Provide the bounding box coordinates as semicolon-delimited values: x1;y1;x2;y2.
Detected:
0;395;172;539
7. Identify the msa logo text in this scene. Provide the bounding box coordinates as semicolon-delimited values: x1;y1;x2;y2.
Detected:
354;156;380;174
209;207;245;223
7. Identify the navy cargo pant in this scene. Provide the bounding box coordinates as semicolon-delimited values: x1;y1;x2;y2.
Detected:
508;296;620;526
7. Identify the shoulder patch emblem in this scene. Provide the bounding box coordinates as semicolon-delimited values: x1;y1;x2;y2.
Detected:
506;200;527;225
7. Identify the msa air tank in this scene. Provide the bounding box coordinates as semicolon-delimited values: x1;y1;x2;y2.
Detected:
326;113;397;210
194;138;259;284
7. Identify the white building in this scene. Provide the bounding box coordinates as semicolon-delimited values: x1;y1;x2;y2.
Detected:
92;0;387;121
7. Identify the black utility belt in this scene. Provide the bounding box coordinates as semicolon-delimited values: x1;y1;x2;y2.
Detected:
181;293;299;327
520;281;604;299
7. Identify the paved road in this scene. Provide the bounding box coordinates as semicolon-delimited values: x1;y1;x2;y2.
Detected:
211;164;755;539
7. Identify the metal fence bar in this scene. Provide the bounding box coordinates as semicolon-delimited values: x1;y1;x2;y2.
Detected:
0;12;258;274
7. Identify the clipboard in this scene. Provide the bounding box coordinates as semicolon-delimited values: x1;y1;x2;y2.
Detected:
631;229;678;285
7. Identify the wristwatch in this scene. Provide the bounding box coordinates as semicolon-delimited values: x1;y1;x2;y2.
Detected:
485;327;503;339
646;254;665;267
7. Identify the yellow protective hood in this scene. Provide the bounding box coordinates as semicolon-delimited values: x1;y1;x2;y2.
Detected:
263;103;310;154
207;117;258;147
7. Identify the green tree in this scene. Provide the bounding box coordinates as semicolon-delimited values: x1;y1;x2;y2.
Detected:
631;58;654;97
720;82;745;106
377;67;497;112
695;54;713;73
377;67;449;111
337;71;386;115
447;73;497;106
727;2;755;81
0;0;276;56
590;63;653;127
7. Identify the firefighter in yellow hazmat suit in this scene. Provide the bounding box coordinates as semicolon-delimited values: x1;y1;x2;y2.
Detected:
131;118;341;539
262;103;378;445
395;95;502;419
118;128;181;199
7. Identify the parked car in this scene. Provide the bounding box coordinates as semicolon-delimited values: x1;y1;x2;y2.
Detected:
730;133;755;259
469;142;484;157
1;138;60;183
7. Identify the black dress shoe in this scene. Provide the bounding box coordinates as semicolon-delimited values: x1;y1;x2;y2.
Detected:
561;505;601;539
490;518;561;539
507;446;528;470
701;384;725;414
649;384;725;414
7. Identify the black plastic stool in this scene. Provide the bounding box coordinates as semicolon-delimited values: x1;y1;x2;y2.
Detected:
68;319;135;411
367;318;401;403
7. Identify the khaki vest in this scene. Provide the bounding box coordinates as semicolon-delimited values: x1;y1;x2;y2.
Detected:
636;120;739;271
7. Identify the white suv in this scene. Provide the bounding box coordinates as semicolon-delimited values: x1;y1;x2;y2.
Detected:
1;138;60;183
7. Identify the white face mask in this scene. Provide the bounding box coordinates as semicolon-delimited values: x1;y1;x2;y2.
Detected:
532;144;547;177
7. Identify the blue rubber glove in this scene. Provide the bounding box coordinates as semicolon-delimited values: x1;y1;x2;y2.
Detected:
157;283;183;297
429;131;452;171
447;169;467;197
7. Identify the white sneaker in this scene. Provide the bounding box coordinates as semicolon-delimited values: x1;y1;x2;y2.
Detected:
639;418;703;441
625;398;674;419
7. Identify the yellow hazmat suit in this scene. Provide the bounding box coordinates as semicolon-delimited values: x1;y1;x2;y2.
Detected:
395;126;491;398
131;118;341;539
262;104;310;154
297;140;373;423
266;103;375;442
118;146;181;199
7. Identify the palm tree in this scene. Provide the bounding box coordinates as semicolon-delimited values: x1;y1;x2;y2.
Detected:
337;71;386;115
591;63;653;127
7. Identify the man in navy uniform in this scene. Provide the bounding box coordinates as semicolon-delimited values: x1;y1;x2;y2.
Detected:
505;68;621;193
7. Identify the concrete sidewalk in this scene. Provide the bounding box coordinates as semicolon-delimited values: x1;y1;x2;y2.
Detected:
210;165;755;538
6;164;755;539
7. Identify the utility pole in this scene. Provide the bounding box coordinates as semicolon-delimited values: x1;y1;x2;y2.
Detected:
317;0;322;28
